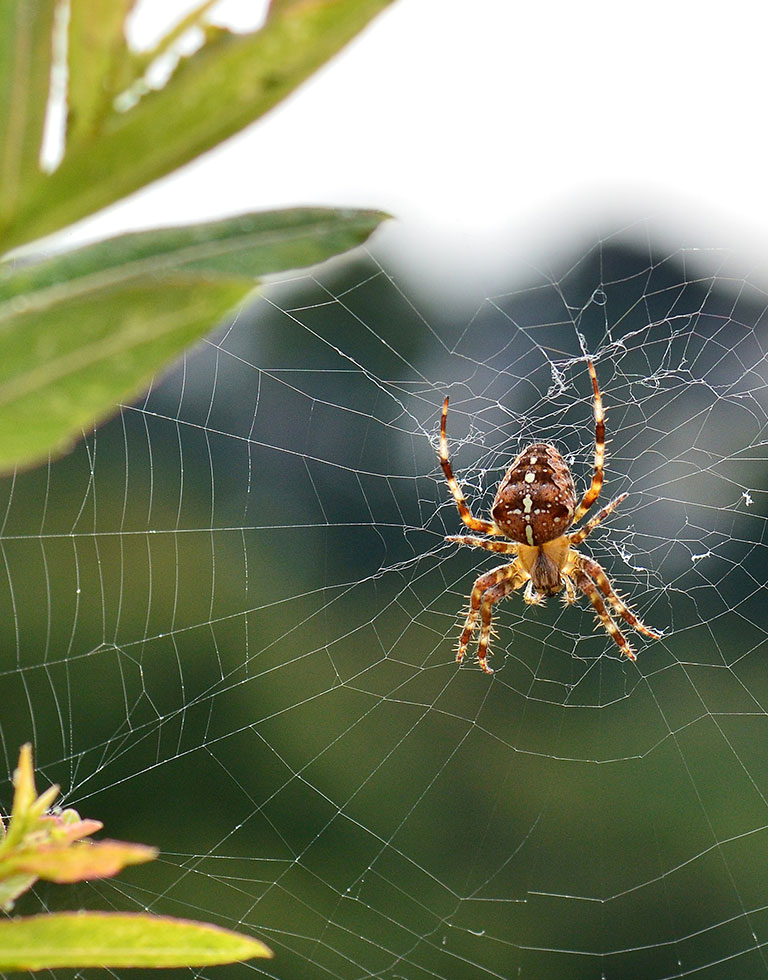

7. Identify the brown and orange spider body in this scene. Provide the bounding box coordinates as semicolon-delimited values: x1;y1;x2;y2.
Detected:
439;361;661;673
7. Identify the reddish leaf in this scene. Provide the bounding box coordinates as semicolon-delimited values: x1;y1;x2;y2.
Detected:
8;840;157;883
37;814;103;843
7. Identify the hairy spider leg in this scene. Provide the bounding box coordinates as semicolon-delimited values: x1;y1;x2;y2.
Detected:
572;569;636;661
475;578;524;673
569;493;628;545
439;397;499;535
445;535;517;554
573;360;606;523
577;554;662;639
456;562;526;670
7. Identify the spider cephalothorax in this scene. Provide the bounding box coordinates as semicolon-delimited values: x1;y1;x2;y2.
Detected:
439;361;661;673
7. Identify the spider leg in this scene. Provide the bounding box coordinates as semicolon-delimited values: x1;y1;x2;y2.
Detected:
446;535;517;554
569;493;627;545
572;569;637;661
475;578;525;673
573;360;605;523
440;397;499;535
576;555;662;640
456;562;526;672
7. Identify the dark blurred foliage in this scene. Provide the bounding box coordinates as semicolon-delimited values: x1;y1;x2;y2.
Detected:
2;236;768;979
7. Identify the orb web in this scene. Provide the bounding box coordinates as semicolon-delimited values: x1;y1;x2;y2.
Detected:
2;230;768;979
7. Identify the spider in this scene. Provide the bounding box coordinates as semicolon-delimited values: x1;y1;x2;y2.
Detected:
438;361;661;673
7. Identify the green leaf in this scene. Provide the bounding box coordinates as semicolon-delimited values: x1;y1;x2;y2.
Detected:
1;207;386;299
0;912;272;969
0;207;385;472
0;275;244;472
0;0;57;225
2;0;395;251
1;744;54;852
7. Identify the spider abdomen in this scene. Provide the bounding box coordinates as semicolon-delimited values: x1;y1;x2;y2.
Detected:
491;442;577;546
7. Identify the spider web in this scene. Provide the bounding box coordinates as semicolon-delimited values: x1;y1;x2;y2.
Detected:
2;226;768;980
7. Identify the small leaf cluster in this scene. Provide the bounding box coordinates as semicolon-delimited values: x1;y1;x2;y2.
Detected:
0;746;272;970
0;745;156;912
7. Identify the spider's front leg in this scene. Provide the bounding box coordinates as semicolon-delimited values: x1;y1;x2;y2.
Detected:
569;493;627;546
439;398;499;536
573;360;606;522
456;562;526;673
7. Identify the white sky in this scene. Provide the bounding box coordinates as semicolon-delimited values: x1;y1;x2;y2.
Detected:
67;0;768;285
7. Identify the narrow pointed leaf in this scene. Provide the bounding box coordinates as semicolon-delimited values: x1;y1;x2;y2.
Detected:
39;814;103;844
66;0;136;148
6;839;157;883
134;0;219;69
0;912;272;969
2;0;394;250
0;207;385;471
1;207;387;301
10;744;38;819
0;873;36;912
0;0;56;225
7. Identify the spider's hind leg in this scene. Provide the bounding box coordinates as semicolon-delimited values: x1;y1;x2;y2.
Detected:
577;555;661;640
456;562;526;673
572;569;637;661
474;581;515;673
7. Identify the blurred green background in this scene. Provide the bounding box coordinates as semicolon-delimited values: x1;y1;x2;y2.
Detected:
2;236;768;979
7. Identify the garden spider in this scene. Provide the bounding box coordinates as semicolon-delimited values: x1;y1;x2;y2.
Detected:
439;361;661;673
